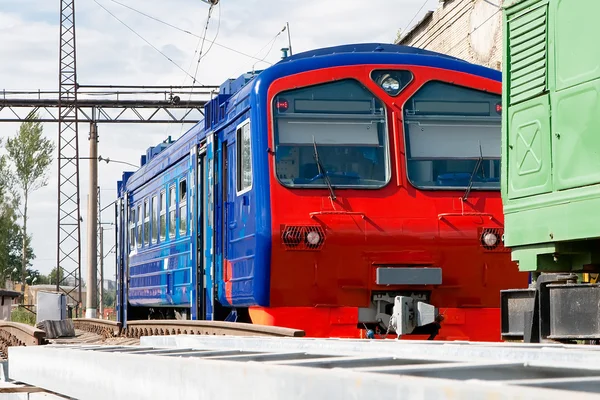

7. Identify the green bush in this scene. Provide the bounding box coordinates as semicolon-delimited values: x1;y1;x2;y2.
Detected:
11;307;36;326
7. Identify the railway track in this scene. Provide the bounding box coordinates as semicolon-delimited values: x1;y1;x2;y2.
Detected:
0;322;46;359
0;318;305;359
72;318;305;339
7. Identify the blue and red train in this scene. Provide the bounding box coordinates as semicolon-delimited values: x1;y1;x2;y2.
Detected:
115;43;528;341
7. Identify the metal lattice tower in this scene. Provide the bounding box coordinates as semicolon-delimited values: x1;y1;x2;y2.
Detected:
56;0;83;315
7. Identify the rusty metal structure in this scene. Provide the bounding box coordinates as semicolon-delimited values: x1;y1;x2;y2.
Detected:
57;0;82;315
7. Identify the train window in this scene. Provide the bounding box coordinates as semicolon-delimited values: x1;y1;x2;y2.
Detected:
159;191;166;241
179;179;187;236
168;185;176;239
403;81;502;190
151;195;157;245
272;79;390;189
136;205;141;248
237;121;252;193
143;199;150;247
129;207;135;251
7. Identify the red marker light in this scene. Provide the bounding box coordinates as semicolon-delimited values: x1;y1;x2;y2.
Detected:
276;99;289;112
495;102;502;114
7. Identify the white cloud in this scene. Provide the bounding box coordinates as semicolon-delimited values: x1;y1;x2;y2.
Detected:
0;0;439;281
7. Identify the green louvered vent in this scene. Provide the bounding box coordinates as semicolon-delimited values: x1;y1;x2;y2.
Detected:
508;3;548;105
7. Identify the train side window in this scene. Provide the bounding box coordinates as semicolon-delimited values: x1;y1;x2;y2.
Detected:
129;207;135;251
136;205;142;248
143;199;150;247
179;179;187;236
159;190;166;242
168;185;176;239
237;121;252;194
151;195;157;245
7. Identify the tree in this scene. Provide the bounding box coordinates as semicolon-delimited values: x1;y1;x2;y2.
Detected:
5;113;55;301
394;29;403;44
48;267;65;286
0;152;33;287
103;289;116;308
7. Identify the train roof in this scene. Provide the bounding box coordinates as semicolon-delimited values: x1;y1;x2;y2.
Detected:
119;42;501;194
276;42;461;63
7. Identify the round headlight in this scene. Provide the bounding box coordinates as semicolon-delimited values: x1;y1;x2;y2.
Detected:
306;231;321;246
483;232;498;247
381;76;401;93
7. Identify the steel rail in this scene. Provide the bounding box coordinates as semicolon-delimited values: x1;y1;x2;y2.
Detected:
72;318;305;339
124;320;305;338
0;322;46;358
0;319;303;359
72;318;121;339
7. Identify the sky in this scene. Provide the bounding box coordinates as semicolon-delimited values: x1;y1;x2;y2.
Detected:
0;0;439;283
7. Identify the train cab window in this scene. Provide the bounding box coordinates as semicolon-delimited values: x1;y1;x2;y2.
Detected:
179;179;187;236
237;121;252;193
143;199;150;246
129;207;135;251
168;185;176;239
151;195;157;245
272;79;390;189
136;205;142;248
159;191;166;242
403;81;502;190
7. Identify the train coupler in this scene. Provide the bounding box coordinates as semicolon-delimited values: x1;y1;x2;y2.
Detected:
389;296;439;340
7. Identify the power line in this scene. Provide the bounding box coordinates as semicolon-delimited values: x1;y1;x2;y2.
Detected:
400;0;431;39
107;0;267;63
252;25;286;70
92;0;203;84
445;8;501;55
191;2;218;86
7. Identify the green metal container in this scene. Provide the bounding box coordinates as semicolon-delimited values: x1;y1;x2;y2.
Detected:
502;0;600;273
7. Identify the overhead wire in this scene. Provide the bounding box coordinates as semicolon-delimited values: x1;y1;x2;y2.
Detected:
399;0;432;40
177;1;219;136
191;1;220;86
107;0;267;63
91;0;203;84
250;25;286;73
445;7;501;55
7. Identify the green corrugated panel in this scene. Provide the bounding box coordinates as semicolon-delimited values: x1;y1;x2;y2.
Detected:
508;3;548;105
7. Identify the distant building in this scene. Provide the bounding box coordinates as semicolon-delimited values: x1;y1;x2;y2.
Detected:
397;0;503;70
26;285;87;308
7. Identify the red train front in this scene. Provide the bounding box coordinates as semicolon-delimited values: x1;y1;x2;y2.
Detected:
247;44;528;341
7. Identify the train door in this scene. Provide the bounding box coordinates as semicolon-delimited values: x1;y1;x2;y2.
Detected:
116;198;123;323
219;119;256;314
213;128;236;316
205;134;216;320
120;193;130;325
197;143;215;320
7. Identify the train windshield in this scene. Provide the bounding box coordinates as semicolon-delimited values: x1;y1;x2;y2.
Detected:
272;79;390;189
403;81;502;190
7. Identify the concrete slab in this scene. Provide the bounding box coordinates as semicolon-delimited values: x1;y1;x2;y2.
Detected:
7;342;600;399
141;334;600;370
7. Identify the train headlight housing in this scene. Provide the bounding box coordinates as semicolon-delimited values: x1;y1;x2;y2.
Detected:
306;231;321;246
371;70;414;97
381;76;401;94
482;232;499;248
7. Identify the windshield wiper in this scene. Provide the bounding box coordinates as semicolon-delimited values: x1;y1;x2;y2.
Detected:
312;137;336;200
462;141;484;202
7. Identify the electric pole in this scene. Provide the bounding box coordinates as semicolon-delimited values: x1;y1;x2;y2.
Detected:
99;226;104;318
86;120;98;318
